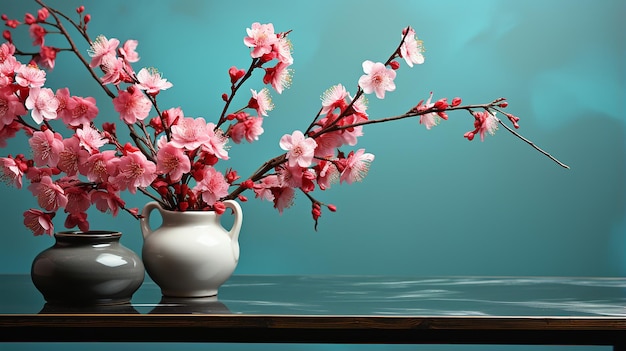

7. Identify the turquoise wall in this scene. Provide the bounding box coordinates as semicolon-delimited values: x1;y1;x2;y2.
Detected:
1;0;624;350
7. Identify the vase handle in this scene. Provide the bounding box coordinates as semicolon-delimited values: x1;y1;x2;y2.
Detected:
140;201;162;239
222;200;243;244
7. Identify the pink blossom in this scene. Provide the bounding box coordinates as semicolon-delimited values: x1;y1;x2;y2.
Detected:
28;24;46;46
88;35;119;68
37;46;58;70
358;60;396;99
0;86;27;125
100;57;129;85
321;84;348;115
349;93;369;116
339;149;375;184
336;113;365;146
23;208;54;236
170;116;210;150
113;86;152;124
75;124;108;153
192;166;229;206
279;130;317;168
24;87;58;124
0;55;20;87
79;150;117;182
472;110;499;141
249;88;273;117
274;36;293;64
64;212;89;232
57;136;89;176
0;42;16;64
24;165;55;183
63;95;99;127
399;27;425;67
28;175;68;211
312;130;343;158
244;22;278;58
201;123;229;160
54;87;71;121
230;115;264;144
110;151;157;194
278;163;305;189
15;64;46;88
253;175;281;201
417;92;440;130
120;39;139;62
29;129;64;167
136;67;173;95
0;155;25;188
271;186;294;214
314;159;339;190
90;187;123;217
63;185;91;214
263;61;292;94
0;121;20;147
156;142;191;182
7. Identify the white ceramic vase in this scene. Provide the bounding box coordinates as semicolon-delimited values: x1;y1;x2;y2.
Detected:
140;200;242;298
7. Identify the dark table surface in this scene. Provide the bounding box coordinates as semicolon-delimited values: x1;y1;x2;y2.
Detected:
0;274;625;347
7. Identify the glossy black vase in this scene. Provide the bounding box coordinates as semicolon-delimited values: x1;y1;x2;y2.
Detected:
31;231;145;306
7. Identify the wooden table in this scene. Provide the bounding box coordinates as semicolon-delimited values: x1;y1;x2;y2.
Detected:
0;275;624;349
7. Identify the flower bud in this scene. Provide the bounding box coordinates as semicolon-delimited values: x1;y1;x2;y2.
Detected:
464;131;475;141
434;98;449;110
2;30;11;42
37;8;49;22
213;202;226;215
222;93;228;101
238;195;248;202
327;204;337;212
179;201;189;212
242;179;255;189
84;14;91;24
228;66;246;84
24;13;36;25
226;169;240;183
76;6;85;14
389;60;400;70
451;97;462;107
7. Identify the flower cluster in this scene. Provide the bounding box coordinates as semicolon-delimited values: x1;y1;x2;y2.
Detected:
0;2;567;235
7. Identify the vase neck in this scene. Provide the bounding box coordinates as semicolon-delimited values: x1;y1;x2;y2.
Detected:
160;209;220;226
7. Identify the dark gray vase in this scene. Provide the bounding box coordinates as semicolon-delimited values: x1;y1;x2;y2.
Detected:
31;231;145;306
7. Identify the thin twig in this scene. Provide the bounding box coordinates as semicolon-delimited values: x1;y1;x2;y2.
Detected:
497;119;570;169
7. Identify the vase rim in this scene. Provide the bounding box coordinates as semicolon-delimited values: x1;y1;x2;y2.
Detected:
55;230;122;239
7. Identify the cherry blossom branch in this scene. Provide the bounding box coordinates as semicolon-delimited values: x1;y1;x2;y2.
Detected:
36;0;92;43
224;153;287;200
138;187;168;208
35;0;115;99
308;26;411;136
326;102;570;169
216;58;259;129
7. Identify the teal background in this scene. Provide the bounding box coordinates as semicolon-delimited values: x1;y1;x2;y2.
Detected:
1;0;624;350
